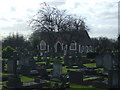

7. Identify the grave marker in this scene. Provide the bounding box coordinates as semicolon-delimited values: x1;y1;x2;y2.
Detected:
108;70;120;88
53;58;62;78
95;55;103;68
69;71;83;84
7;59;15;73
103;53;113;71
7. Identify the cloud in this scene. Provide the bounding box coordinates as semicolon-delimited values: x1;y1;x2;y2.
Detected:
0;17;9;21
0;0;119;39
11;6;16;12
47;1;65;6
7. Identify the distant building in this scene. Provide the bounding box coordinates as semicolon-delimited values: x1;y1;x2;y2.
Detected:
37;30;93;56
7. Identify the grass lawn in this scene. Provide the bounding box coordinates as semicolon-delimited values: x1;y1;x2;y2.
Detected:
36;61;46;64
83;63;96;67
95;68;104;71
20;75;34;82
69;84;93;88
67;84;107;90
0;73;13;76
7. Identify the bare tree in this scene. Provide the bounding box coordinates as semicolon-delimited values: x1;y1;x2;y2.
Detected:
29;2;89;56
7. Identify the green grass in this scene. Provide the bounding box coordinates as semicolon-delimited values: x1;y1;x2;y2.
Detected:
70;84;93;88
95;68;104;71
2;75;34;86
36;61;46;64
67;84;107;90
0;73;13;76
83;63;96;67
20;75;34;82
62;66;81;74
2;81;7;86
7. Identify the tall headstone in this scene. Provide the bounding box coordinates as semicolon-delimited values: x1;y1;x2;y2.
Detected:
2;60;5;72
7;59;16;73
108;70;120;88
64;56;69;66
103;53;113;71
6;51;23;88
53;58;62;78
95;55;103;68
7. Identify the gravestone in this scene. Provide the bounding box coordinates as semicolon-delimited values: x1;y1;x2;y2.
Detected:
69;71;83;84
77;56;84;68
108;70;120;88
64;56;69;66
18;52;36;74
2;60;5;72
18;55;31;74
7;59;16;73
103;53;113;71
7;75;23;88
6;52;23;88
29;58;36;69
46;58;51;68
95;55;103;68
53;58;62;78
37;66;49;80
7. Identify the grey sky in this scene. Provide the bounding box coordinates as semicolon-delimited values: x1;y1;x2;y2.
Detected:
0;0;119;40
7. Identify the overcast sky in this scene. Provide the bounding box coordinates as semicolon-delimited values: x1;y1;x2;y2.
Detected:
0;0;119;40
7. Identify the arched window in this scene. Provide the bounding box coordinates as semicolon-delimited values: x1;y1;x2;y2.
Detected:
81;46;84;53
89;46;92;52
40;40;46;50
70;41;76;50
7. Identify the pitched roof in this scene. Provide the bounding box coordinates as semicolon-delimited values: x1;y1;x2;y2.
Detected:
39;30;92;45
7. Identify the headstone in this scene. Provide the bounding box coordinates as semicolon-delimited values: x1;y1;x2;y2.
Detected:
46;58;51;68
2;60;5;72
7;59;15;73
6;75;23;88
53;58;62;78
64;56;69;66
108;70;120;88
29;58;36;69
95;55;103;68
18;52;36;74
103;53;113;71
69;71;83;84
6;52;23;88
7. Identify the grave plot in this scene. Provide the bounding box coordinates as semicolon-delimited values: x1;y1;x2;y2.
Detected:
2;53;118;89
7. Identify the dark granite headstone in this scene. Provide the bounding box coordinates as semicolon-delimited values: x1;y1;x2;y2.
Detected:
6;75;23;88
7;59;15;73
108;70;120;88
95;55;103;68
2;60;5;72
64;56;69;66
69;71;83;84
